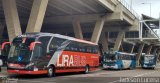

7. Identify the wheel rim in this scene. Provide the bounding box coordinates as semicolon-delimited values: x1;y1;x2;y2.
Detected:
48;68;53;76
86;66;89;73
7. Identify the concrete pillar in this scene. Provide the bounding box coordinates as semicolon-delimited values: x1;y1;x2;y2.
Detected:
130;45;135;53
120;44;124;52
72;20;83;39
157;49;160;62
137;43;145;65
146;45;152;54
152;47;158;54
99;31;108;52
113;31;125;51
91;18;105;44
2;0;22;41
26;0;49;32
0;23;5;39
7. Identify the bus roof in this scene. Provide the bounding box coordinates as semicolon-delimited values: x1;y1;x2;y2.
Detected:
145;54;155;56
17;32;97;45
116;51;135;56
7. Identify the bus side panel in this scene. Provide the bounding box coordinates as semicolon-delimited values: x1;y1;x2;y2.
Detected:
54;51;99;73
87;54;99;71
122;60;132;68
129;60;136;68
116;60;123;69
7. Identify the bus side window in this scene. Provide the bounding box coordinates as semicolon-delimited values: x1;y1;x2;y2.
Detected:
3;44;11;56
38;36;51;56
49;37;66;55
32;44;42;59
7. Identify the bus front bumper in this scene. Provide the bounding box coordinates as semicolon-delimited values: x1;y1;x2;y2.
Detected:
8;70;48;75
103;64;118;69
143;64;155;68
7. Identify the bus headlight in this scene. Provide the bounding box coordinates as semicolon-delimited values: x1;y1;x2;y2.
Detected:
143;64;147;67
152;65;155;67
26;63;34;68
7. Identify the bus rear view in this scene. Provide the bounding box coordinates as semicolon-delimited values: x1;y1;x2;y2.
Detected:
7;33;100;77
141;54;157;69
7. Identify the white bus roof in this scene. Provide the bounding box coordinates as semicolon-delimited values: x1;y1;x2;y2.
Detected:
19;32;97;45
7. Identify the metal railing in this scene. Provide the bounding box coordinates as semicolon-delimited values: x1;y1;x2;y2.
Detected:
117;0;140;19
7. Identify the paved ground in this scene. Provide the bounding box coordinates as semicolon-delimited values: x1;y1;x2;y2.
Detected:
1;66;160;83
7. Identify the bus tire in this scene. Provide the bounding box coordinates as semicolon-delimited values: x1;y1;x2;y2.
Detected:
152;67;155;70
84;65;90;74
130;65;134;70
47;66;55;77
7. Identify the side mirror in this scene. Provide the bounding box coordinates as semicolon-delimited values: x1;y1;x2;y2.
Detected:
0;59;3;66
1;42;11;50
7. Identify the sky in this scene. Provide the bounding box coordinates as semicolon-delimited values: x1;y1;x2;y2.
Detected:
125;0;160;18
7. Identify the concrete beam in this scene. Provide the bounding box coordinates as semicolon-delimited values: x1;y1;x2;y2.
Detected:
146;45;152;54
152;47;158;54
122;13;134;25
130;45;135;53
43;25;139;34
2;0;22;41
44;14;102;24
113;31;125;51
105;25;139;32
72;20;83;39
26;0;48;32
43;12;123;24
91;18;105;44
137;43;145;65
115;3;137;25
99;32;109;51
18;11;137;26
104;12;123;21
157;49;160;62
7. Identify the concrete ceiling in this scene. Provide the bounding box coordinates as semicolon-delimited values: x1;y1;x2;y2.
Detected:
0;0;110;19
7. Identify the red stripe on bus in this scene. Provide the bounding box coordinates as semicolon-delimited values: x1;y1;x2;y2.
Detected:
8;70;48;75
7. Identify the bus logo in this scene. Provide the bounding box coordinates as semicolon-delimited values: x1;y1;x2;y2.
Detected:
57;55;86;67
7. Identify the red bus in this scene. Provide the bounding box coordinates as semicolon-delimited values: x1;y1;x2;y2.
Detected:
7;33;100;77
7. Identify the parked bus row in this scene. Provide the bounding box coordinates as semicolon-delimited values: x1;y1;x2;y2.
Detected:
0;32;158;77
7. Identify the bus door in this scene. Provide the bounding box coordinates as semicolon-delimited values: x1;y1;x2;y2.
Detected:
1;42;11;65
30;42;50;70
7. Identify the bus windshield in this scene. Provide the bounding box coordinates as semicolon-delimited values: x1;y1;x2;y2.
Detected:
8;37;35;64
144;56;154;63
104;53;116;60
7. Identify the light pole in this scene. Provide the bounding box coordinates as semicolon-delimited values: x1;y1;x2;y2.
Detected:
142;3;152;17
130;0;132;8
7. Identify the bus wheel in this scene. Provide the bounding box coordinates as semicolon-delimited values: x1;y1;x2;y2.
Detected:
84;65;90;74
130;65;134;70
152;67;155;70
47;66;55;77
